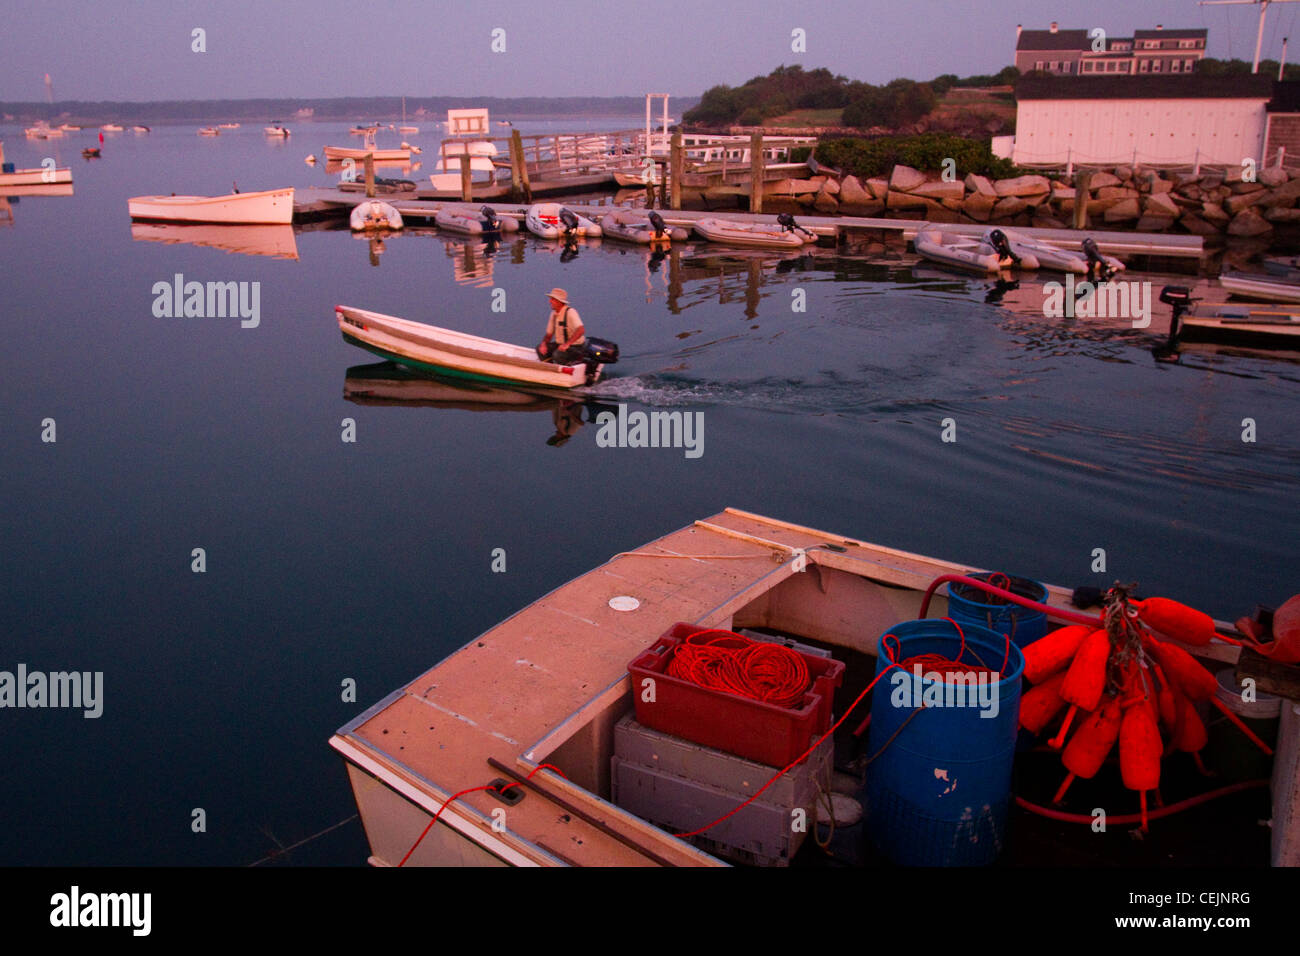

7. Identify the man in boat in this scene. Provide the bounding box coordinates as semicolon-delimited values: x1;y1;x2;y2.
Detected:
537;287;586;364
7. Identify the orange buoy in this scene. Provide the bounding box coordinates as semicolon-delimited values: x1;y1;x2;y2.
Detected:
1019;671;1068;734
1022;624;1094;685
1062;698;1122;779
1145;638;1217;702
1119;704;1162;792
1136;597;1216;646
1151;663;1178;731
1172;696;1208;753
1061;628;1111;712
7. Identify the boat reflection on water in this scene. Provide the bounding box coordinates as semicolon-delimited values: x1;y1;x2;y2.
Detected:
439;234;507;287
343;362;616;447
129;221;299;260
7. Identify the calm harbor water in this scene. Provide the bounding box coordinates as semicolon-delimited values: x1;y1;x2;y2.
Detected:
2;120;1298;865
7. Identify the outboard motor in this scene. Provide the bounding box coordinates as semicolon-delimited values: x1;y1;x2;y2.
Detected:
580;336;619;384
987;228;1020;266
777;212;799;233
1153;285;1192;362
648;210;668;238
1082;237;1115;282
559;207;581;238
480;205;501;233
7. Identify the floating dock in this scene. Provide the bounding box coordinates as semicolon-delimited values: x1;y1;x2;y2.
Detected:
293;190;1205;259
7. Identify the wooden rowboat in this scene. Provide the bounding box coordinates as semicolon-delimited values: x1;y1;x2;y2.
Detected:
127;187;294;224
1178;301;1300;347
324;144;412;162
0;166;72;186
336;305;616;388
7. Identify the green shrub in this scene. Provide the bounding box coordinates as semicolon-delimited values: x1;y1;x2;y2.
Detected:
811;134;1019;180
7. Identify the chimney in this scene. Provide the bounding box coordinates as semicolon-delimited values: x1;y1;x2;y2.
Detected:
1050;21;1059;34
1156;24;1163;31
1017;24;1022;41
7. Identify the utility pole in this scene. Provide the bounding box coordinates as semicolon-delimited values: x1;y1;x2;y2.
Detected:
1201;0;1300;74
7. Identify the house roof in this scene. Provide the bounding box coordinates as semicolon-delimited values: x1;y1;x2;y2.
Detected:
1268;80;1300;112
1017;29;1091;52
1134;29;1207;41
1017;74;1274;100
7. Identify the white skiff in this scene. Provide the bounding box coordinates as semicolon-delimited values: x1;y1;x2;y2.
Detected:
336;305;612;388
127;187;294;224
0;166;72;186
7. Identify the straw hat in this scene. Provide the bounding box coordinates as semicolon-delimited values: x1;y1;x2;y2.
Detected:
546;287;569;304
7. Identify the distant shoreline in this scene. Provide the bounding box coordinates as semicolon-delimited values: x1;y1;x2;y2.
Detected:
0;95;699;126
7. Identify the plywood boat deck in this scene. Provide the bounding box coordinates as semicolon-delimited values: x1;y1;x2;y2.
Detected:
330;509;1090;866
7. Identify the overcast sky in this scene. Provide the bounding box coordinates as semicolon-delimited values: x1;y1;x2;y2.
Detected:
4;0;1299;101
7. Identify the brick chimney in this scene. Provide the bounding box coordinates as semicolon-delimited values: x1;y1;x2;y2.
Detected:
1156;24;1163;31
1050;21;1059;34
1017;23;1022;41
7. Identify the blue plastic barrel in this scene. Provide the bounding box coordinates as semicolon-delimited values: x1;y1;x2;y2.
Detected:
946;572;1048;647
1;163;14;174
866;619;1024;866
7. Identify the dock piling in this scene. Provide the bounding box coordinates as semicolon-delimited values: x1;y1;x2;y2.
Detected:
364;153;375;198
670;132;683;210
460;154;473;202
749;132;763;214
1072;170;1091;230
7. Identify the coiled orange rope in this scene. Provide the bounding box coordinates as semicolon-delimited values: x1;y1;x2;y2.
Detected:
667;629;811;708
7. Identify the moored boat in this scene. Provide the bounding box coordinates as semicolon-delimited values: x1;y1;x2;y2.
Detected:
324;144;412;162
218;122;240;129
127;187;294;224
0;165;73;186
525;202;602;239
264;124;290;137
198;127;220;136
994;228;1125;276
1219;271;1300;304
693;214;818;249
100;123;123;132
1162;286;1300;349
914;226;1017;274
132;125;150;133
349;200;404;231
434;204;520;235
600;209;689;244
335;305;618;388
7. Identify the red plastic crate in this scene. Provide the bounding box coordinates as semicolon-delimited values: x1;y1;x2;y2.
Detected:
627;623;845;768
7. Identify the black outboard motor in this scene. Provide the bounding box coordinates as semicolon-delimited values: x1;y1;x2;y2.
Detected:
559;207;581;238
987;228;1020;266
648;210;668;238
480;205;501;233
1154;285;1193;362
777;212;799;233
580;337;619;383
1082;237;1117;282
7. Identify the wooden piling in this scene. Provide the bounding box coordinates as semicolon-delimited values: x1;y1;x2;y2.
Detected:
509;130;524;202
364;153;375;198
1072;170;1091;230
749;132;763;214
460;154;473;202
669;132;682;210
512;129;532;203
